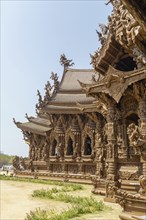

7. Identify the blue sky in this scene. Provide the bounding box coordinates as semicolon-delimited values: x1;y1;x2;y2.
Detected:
1;0;112;156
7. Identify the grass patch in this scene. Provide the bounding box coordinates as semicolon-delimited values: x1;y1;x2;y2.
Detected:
0;175;83;190
25;208;49;220
32;188;104;210
26;205;93;220
28;187;105;219
49;204;102;220
26;202;105;220
0;174;108;219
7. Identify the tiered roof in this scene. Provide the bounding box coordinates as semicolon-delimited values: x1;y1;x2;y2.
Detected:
44;68;96;114
15;117;52;136
15;68;97;133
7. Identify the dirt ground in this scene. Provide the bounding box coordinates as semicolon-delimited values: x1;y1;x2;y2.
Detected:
0;180;122;220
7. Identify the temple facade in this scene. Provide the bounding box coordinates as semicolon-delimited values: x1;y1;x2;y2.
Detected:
14;0;146;219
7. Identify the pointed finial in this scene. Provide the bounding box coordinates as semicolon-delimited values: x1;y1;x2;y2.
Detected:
13;117;17;124
105;0;113;5
50;72;59;92
43;81;52;104
36;90;44;109
25;113;29;120
60;54;74;69
13;118;21;125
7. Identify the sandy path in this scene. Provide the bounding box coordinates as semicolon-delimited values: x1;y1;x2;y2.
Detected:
0;180;69;220
0;180;122;220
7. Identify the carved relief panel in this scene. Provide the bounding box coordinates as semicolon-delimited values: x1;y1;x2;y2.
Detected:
117;122;126;159
84;165;96;175
121;95;138;118
28;134;48;161
53;164;62;173
118;164;141;180
120;95;139;159
67;165;78;174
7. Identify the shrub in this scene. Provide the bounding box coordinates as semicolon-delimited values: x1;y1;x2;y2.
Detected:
25;208;49;220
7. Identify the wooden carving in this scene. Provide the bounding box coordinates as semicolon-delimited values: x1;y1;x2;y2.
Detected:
127;123;145;155
60;54;74;70
108;0;146;68
43;81;52;104
50;72;59;93
36;90;44;110
96;24;108;45
139;175;146;194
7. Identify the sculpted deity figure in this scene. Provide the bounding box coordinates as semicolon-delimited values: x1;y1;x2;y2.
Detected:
139;175;146;195
74;143;79;157
57;143;62;157
60;54;74;69
105;143;113;159
96;24;108;45
127;123;145;155
50;72;59;92
133;47;146;68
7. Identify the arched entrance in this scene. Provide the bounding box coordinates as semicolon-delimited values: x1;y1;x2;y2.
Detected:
52;139;57;156
84;136;92;155
67;137;73;155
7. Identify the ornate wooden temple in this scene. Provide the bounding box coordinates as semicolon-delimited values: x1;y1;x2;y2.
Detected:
14;0;146;219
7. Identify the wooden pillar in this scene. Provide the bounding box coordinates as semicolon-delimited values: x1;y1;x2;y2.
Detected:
105;105;118;202
58;133;65;159
138;98;146;137
138;98;146;178
122;119;129;159
95;120;103;178
74;131;81;158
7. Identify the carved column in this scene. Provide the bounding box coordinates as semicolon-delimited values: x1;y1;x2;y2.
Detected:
91;119;105;195
71;118;81;159
105;105;118;202
117;121;126;159
138;98;146;178
122;119;129;159
95;120;103;178
58;133;65;159
74;132;81;158
138;98;146;138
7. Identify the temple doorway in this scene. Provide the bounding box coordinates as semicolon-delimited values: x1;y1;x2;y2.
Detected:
52;139;57;156
84;136;92;155
67;137;73;155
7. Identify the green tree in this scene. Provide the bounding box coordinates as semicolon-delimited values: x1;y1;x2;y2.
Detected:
0;152;15;167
